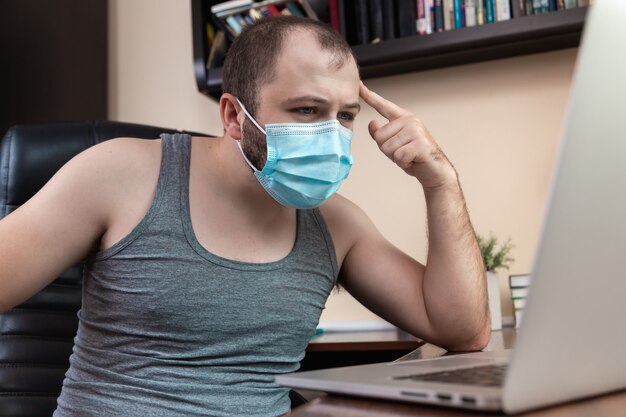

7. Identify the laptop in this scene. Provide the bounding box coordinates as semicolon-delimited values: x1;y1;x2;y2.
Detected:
275;0;626;413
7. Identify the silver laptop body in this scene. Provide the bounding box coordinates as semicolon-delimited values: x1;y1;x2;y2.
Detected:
275;0;626;413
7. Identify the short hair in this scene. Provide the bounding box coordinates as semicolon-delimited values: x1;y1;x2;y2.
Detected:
222;16;357;116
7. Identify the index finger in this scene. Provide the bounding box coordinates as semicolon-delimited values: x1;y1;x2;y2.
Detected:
359;81;409;121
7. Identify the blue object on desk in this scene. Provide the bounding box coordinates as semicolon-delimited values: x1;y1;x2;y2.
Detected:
311;328;324;340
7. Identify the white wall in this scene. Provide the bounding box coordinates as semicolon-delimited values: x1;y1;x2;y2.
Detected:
109;0;578;323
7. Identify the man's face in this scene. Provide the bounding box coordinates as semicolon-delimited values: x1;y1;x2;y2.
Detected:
241;29;361;170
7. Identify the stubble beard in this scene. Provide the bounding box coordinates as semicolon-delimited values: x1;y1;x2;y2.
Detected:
241;119;267;171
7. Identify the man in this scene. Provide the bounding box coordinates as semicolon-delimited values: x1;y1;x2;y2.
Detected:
0;16;489;417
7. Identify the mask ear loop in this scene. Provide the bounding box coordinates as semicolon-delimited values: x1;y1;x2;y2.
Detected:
235;97;266;135
234;97;264;172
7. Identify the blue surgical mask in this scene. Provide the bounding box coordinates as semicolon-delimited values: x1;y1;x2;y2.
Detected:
235;98;353;209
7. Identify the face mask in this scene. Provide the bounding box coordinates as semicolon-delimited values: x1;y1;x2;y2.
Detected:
235;98;353;209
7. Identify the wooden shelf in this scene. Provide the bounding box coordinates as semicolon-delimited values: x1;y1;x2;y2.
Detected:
192;1;588;101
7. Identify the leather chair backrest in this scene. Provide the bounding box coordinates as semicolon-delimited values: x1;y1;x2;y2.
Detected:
0;121;210;417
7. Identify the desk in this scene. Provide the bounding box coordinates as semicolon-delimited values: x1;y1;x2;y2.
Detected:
301;330;422;372
290;328;626;416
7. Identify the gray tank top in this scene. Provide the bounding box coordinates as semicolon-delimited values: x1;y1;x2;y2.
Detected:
54;133;339;417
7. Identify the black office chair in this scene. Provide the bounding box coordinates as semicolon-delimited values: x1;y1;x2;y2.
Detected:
0;121;307;416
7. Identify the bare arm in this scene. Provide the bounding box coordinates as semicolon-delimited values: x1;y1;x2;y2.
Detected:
0;138;144;313
328;83;489;351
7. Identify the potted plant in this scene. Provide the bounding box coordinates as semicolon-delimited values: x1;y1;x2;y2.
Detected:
476;233;514;330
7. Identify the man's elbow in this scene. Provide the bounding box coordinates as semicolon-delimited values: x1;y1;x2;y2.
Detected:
441;321;492;352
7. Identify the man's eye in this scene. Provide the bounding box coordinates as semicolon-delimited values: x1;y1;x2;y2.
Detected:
338;112;355;121
297;107;316;115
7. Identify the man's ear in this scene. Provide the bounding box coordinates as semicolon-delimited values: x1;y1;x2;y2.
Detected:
220;93;243;140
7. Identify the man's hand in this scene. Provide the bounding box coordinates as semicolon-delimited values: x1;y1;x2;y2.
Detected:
359;81;457;191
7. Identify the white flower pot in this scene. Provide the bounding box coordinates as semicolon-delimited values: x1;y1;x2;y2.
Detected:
486;271;502;330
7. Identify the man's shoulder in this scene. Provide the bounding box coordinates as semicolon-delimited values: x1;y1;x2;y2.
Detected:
77;137;162;178
319;194;374;241
58;137;163;209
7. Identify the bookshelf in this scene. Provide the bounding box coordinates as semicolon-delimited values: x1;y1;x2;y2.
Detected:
191;0;588;101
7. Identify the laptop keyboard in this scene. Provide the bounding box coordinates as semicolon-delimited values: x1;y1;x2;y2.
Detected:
394;364;508;387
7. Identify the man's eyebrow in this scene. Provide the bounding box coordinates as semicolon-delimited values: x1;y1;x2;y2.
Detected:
283;96;361;112
343;102;361;112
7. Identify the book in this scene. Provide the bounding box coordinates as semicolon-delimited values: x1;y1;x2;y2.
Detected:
497;0;511;20
285;2;305;16
417;0;428;34
509;273;532;288
513;298;526;309
485;0;495;23
344;0;370;44
306;0;330;21
525;0;534;14
265;4;282;16
225;14;243;35
381;0;396;40
356;0;370;43
465;0;476;27
434;0;444;31
476;0;485;25
443;0;454;30
453;0;464;27
248;8;263;20
425;0;434;33
329;0;341;31
368;0;385;42
564;0;577;8
511;0;526;17
211;0;253;14
397;0;417;37
511;287;530;298
206;30;228;69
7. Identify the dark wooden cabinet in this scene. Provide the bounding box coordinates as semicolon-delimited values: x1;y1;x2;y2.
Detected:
191;0;587;101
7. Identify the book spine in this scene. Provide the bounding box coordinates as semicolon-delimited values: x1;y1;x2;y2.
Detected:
381;0;396;39
453;0;464;28
337;0;347;37
465;0;476;27
355;0;370;43
211;0;253;14
564;0;577;8
265;4;282;16
368;0;384;42
397;0;416;37
434;0;444;31
511;0;524;17
225;15;243;34
541;0;549;13
329;0;340;31
485;0;495;23
285;2;305;16
417;0;428;34
476;0;485;25
426;0;434;33
557;0;565;9
443;0;454;30
525;0;534;14
498;0;511;20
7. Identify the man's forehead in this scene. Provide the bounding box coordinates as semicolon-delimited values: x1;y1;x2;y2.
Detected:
258;29;358;101
273;29;356;77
